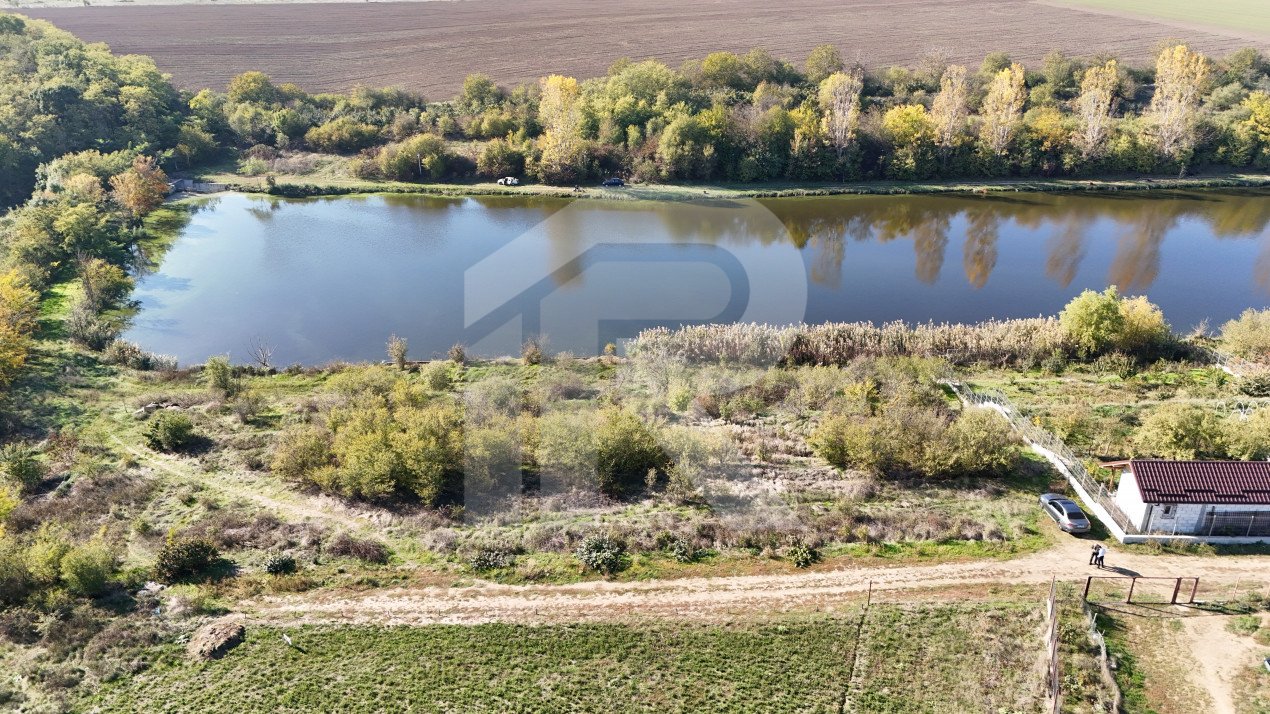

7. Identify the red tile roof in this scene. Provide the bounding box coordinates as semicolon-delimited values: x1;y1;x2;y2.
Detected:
1129;459;1270;505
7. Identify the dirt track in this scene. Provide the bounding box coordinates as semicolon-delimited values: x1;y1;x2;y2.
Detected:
248;538;1270;625
18;0;1267;96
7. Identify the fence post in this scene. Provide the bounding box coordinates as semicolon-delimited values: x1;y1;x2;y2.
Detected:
1083;576;1092;602
1170;578;1182;605
1126;577;1136;604
1189;578;1199;604
866;579;872;608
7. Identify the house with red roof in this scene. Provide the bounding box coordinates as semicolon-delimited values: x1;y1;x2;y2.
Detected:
1102;459;1270;538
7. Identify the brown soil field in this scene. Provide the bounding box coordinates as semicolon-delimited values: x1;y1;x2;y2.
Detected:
16;0;1268;97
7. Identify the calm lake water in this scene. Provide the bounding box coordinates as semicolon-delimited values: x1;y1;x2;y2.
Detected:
126;190;1270;364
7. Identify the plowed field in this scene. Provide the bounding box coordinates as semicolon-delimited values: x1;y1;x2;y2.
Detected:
18;0;1267;98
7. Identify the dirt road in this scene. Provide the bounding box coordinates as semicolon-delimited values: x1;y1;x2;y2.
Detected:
1181;615;1267;714
248;538;1270;625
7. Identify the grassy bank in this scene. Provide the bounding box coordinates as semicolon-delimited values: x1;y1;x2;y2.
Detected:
195;165;1270;203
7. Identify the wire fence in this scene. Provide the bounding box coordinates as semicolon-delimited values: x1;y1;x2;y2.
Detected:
943;381;1140;535
1044;578;1060;714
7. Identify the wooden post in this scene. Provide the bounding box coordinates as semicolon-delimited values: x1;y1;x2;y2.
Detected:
1125;577;1137;604
1170;578;1182;605
866;579;872;609
1083;576;1093;602
1189;578;1199;604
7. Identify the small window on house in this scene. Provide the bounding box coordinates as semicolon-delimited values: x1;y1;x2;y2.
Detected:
1161;505;1175;517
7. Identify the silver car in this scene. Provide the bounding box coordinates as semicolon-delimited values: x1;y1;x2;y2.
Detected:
1039;493;1091;533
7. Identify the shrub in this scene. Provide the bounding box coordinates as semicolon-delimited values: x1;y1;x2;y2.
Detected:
522;337;544;365
476;138;525;178
271;425;334;481
386;334;408;369
1226;614;1262;636
143;412;197;452
0;443;46;493
325;533;390;564
66;300;119;351
264;553;297;575
102;340;177;371
594;408;667;497
1135;404;1226;459
422;362;452;391
60;540;117;596
448;343;466;364
376;133;448;180
305;117;380;153
202;355;239;396
1116;295;1172;356
658;534;700;563
1060;287;1124;356
153;536;219;583
942;409;1015;475
810;415;878;471
1225;407;1270;460
469;548;515;571
787;543;820;568
574;535;627;574
1221;308;1270;360
1239;372;1270;397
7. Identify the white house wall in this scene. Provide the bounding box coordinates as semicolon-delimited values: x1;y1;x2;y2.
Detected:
1113;471;1151;530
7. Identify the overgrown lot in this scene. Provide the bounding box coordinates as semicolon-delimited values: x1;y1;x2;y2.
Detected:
86;618;859;713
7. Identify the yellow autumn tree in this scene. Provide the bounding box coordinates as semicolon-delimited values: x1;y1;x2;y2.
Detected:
1148;44;1209;161
536;75;585;184
1075;60;1119;160
931;65;969;153
0;270;40;389
979;63;1027;155
817;70;863;159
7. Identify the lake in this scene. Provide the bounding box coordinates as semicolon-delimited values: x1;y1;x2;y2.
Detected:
126;190;1270;365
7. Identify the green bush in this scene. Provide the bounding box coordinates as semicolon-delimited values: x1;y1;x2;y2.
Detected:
1239;372;1270;397
1227;614;1263;636
574;535;627;575
1060;287;1124;356
787;543;820;569
153;536;219;583
469;549;515;571
305;117;380;153
264;553;297;575
143;412;197;452
271;425;334;481
202;355;239;396
0;442;46;493
60;540;117;596
593;408;667;497
423;362;452;391
1135;404;1226;459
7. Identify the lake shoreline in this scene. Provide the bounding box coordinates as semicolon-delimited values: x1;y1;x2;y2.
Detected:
194;171;1270;203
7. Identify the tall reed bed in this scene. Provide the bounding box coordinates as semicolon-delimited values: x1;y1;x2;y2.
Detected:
630;319;1072;366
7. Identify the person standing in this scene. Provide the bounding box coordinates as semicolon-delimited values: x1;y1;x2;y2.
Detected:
1089;544;1099;566
1095;544;1106;569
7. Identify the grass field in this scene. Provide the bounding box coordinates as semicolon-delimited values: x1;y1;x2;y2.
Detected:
83;603;1049;713
18;0;1263;95
86;618;859;713
1049;0;1270;38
